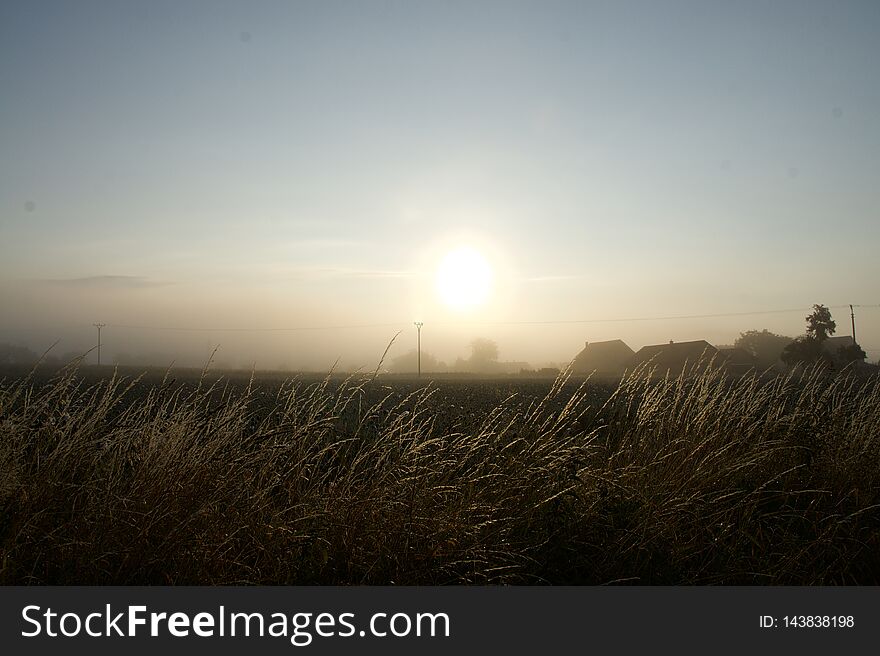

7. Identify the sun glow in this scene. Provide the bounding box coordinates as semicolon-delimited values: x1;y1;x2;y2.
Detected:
435;246;493;310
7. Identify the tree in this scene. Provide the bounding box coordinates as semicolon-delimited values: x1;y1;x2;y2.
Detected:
836;343;867;366
805;304;836;341
389;349;442;374
780;336;829;367
0;343;39;365
780;304;838;368
468;338;500;373
734;329;793;369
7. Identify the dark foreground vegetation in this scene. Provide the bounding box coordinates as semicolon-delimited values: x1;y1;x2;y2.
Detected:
1;359;878;584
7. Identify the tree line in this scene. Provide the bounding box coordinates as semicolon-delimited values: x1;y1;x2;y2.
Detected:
389;337;504;374
735;304;867;370
390;304;872;375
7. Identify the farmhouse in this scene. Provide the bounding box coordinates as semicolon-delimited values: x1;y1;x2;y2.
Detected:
821;335;855;356
716;346;757;374
571;339;635;376
630;340;719;376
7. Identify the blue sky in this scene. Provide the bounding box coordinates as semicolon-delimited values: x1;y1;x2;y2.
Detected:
1;1;879;367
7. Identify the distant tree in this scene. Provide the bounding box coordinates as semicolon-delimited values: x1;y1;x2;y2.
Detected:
0;343;39;365
389;349;442;374
780;336;829;367
805;304;836;341
468;338;500;373
780;304;839;368
734;329;793;369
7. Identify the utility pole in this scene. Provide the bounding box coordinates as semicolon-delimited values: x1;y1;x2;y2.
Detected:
850;305;857;345
413;321;424;377
94;323;105;366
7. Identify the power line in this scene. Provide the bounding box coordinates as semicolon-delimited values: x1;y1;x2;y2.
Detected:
99;303;880;332
438;304;880;326
438;307;835;326
103;322;405;332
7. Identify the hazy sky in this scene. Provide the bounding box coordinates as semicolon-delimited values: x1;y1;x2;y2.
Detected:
1;0;879;368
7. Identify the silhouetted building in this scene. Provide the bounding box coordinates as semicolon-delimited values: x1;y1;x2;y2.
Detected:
496;361;531;374
717;346;757;375
572;339;635;376
631;340;719;376
821;335;855;356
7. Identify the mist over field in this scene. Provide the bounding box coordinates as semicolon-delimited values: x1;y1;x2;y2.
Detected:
1;277;878;372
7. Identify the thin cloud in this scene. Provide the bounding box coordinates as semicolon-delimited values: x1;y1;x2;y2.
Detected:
281;238;367;251
287;268;414;280
34;275;173;289
523;275;583;282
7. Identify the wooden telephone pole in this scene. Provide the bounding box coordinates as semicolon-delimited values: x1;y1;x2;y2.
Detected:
414;322;424;377
94;323;106;366
850;305;857;345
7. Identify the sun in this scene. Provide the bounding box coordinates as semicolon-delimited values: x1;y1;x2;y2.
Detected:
435;246;493;310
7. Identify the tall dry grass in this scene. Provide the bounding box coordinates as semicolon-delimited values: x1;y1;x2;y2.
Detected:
0;358;878;584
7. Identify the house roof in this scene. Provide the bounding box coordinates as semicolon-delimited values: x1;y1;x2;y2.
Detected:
572;339;635;374
822;335;855;352
632;340;719;371
716;346;755;365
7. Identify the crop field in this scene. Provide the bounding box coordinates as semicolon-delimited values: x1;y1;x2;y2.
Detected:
1;360;878;584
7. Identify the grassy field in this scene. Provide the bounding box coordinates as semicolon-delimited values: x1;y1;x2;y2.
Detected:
1;359;878;584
